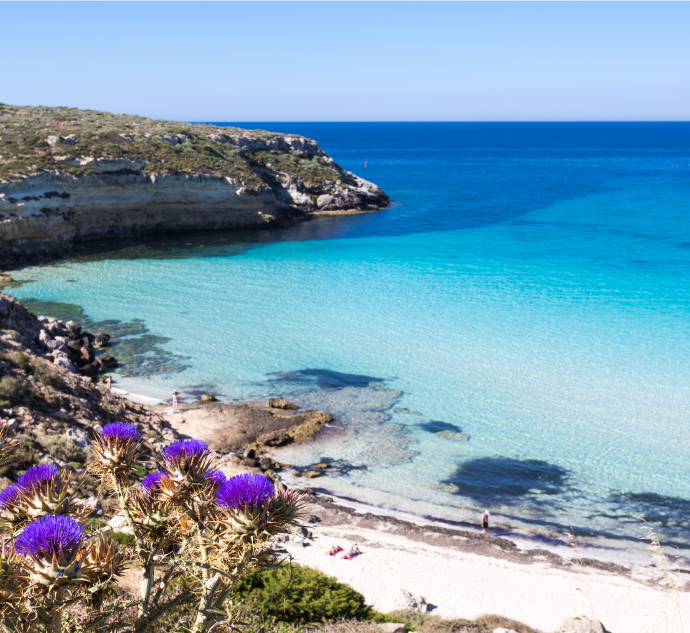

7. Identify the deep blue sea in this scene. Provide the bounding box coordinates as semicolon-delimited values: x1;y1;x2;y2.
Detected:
9;123;690;555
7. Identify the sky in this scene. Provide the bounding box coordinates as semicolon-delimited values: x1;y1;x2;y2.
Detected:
1;2;689;122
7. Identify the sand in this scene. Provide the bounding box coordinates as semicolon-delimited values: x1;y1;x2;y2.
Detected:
283;498;689;633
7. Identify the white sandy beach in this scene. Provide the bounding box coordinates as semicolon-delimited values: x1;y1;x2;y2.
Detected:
283;522;688;633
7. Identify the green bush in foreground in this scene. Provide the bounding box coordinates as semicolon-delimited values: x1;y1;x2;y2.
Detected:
234;565;403;624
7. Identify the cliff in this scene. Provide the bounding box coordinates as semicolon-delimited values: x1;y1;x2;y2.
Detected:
0;104;389;262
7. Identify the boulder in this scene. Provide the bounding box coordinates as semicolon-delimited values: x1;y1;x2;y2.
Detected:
46;136;61;146
395;589;427;613
38;329;53;346
100;355;118;369
80;346;95;362
257;456;274;470
559;617;607;633
94;333;111;348
303;470;321;479
53;357;77;374
243;448;256;459
67;340;83;352
62;135;77;146
267;397;297;410
65;321;82;337
257;429;291;447
200;394;217;402
79;363;100;378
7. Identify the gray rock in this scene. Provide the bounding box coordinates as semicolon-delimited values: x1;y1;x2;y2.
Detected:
317;194;335;209
5;419;17;433
65;428;89;449
62;135;77;146
53;357;78;374
559;617;606;633
395;589;427;613
46;136;61;146
38;329;53;346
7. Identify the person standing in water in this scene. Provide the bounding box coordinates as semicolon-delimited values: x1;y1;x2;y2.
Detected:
104;375;113;391
481;510;490;534
172;389;180;414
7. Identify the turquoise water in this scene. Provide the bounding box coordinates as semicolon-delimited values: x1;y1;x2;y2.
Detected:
9;123;690;553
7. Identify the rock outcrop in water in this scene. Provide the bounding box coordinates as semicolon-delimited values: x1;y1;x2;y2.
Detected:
0;104;390;264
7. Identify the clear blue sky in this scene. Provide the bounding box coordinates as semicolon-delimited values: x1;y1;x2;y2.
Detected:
2;2;688;121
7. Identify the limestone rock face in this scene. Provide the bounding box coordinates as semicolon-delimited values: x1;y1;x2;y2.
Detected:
0;172;296;262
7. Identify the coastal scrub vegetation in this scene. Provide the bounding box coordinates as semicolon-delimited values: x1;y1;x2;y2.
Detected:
0;105;352;194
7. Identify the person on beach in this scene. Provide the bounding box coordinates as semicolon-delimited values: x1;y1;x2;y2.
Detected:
342;544;362;560
172;389;180;414
327;545;343;556
481;510;490;534
104;375;112;391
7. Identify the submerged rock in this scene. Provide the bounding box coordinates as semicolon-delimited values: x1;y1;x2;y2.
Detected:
267;397;297;409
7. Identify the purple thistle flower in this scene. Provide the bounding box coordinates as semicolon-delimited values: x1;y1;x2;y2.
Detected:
17;464;58;490
0;484;21;508
141;471;168;495
164;439;209;462
216;474;274;510
101;423;141;443
15;515;85;559
206;469;227;488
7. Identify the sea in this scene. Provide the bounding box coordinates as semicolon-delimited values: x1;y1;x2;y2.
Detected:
7;122;690;559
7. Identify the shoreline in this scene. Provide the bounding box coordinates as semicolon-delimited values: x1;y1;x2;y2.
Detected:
108;380;690;574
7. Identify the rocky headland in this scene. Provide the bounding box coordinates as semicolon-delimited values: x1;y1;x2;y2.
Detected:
0;104;389;265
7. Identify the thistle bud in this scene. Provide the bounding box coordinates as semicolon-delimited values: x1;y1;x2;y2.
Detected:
90;423;142;474
0;546;20;603
80;535;126;582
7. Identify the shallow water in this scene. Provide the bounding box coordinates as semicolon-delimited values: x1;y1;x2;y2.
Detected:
9;122;690;554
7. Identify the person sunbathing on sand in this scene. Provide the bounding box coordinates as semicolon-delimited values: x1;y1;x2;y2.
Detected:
327;545;343;556
342;544;362;560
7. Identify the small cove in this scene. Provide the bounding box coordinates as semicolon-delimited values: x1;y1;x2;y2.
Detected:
7;122;690;558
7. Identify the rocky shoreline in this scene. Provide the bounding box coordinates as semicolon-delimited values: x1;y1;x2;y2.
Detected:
0;291;336;510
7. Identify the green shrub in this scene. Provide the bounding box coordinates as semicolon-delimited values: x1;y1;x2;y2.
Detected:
0;376;35;405
111;531;136;545
37;436;84;463
234;565;401;624
131;464;148;478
